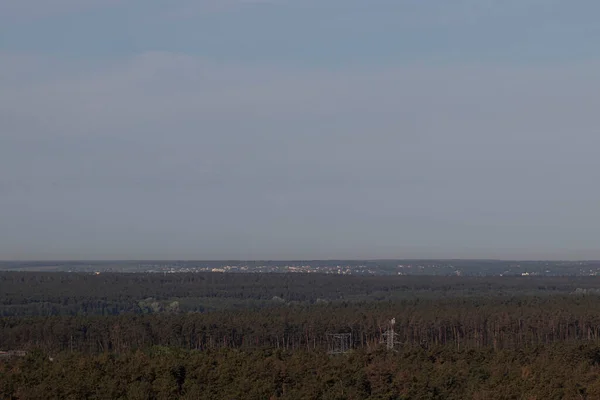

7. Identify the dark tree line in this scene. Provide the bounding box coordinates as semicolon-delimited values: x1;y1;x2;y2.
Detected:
1;271;596;317
3;296;600;354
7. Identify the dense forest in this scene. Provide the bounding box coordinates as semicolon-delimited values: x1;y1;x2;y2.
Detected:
2;272;600;398
0;271;596;316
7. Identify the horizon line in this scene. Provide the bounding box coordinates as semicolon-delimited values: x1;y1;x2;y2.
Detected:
1;258;598;263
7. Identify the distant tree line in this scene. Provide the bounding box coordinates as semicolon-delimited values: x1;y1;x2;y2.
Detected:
1;271;597;317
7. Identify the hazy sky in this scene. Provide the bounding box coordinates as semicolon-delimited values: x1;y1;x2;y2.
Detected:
1;1;600;260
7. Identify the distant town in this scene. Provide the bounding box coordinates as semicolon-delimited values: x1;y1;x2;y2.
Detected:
2;259;600;276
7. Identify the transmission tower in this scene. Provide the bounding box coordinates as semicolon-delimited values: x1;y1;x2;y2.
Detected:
381;318;402;350
327;333;352;355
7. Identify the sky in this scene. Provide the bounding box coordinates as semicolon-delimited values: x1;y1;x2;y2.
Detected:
1;0;600;260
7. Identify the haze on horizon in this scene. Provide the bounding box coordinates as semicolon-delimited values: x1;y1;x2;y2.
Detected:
1;1;600;261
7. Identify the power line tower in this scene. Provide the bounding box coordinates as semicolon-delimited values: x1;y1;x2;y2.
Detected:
381;318;401;351
327;333;352;355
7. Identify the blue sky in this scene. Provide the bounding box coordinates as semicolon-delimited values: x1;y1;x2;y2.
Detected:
3;0;599;64
1;1;600;260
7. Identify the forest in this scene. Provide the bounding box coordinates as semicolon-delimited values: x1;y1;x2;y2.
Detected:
2;271;600;399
